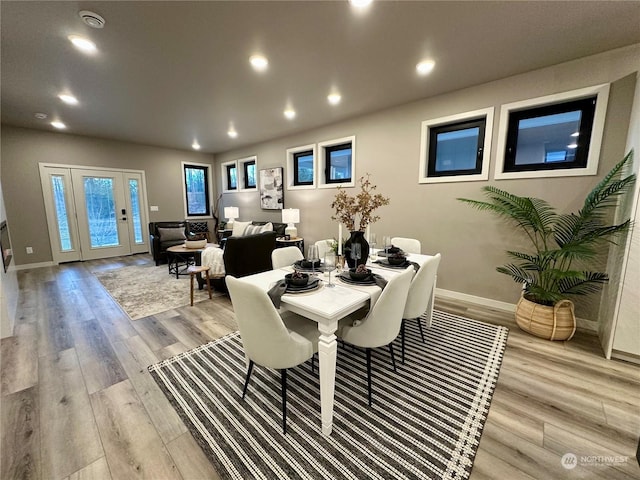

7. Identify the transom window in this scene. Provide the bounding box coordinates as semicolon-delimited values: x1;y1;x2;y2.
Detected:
293;150;314;186
183;163;211;217
286;144;316;190
243;159;256;188
428;118;486;177
325;142;352;184
494;84;609;180
419;108;494;184
503;97;596;173
226;164;237;191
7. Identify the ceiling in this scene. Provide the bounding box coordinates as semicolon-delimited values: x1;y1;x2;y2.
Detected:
2;1;640;155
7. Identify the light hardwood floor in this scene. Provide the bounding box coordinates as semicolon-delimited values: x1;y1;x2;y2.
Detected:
1;255;638;480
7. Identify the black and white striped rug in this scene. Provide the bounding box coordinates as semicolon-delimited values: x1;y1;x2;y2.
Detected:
149;310;508;479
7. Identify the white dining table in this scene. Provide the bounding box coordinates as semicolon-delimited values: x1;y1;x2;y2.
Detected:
237;251;433;435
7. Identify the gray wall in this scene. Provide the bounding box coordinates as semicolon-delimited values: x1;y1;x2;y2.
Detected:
0;127;215;265
215;45;640;320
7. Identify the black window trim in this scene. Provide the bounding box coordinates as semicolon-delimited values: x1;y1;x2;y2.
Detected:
427;117;486;178
226;164;237;191
324;141;353;184
243;159;256;188
184;164;211;217
293;150;314;186
503;96;597;173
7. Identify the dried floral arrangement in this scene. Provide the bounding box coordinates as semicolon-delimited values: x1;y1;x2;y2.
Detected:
330;174;390;231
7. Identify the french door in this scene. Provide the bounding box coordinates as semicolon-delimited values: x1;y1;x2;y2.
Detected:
40;165;148;263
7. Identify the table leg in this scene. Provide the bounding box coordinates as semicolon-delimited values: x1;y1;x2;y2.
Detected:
317;319;338;435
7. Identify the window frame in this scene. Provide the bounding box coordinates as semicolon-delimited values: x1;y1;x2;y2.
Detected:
237;156;258;192
419;107;494;184
317;136;356;189
243;159;256;189
286;144;317;190
181;161;213;219
221;160;238;193
494;84;610;180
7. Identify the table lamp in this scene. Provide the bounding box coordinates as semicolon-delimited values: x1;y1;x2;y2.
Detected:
282;208;300;238
224;206;239;230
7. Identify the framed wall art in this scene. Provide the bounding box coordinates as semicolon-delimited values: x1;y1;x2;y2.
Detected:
259;167;284;210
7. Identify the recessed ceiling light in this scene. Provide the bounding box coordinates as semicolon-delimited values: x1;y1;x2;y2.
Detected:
350;0;373;7
58;94;78;105
567;143;578;149
284;108;296;120
34;112;48;120
51;121;66;129
416;60;436;76
328;93;342;105
249;55;269;71
192;141;201;150
79;10;105;29
228;129;238;138
68;35;97;53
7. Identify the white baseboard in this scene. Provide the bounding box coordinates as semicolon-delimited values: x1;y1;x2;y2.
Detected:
435;288;516;312
611;350;640;365
435;288;598;334
10;261;56;271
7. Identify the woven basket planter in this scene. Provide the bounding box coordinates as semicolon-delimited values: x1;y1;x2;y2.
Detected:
515;294;576;341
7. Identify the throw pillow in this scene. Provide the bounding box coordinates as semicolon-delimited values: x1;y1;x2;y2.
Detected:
244;222;274;236
231;221;252;237
157;227;186;242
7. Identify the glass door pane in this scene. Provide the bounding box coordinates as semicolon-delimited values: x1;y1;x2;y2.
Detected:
51;175;73;251
128;178;143;244
83;177;120;248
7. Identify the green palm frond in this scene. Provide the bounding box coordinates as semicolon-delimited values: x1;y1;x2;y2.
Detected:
496;264;536;284
581;151;635;219
558;272;609;295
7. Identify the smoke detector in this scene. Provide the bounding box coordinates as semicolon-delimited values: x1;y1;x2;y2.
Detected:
34;112;48;120
79;11;105;29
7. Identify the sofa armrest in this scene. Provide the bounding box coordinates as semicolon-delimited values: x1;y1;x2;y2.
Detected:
223;231;277;278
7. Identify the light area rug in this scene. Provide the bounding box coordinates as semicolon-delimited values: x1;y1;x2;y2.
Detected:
149;310;509;480
94;265;223;320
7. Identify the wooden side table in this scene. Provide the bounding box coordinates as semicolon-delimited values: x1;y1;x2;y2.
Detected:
276;236;304;253
187;265;212;306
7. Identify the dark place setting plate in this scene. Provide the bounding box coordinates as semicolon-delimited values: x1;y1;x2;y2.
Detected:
374;258;411;269
285;278;321;293
337;272;377;285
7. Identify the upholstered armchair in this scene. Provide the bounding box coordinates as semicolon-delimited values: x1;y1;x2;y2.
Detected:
148;221;188;265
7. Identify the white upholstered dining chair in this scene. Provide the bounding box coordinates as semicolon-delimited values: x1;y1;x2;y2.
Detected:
391;237;421;254
271;246;303;269
226;275;319;434
401;253;441;363
337;267;413;406
314;239;334;259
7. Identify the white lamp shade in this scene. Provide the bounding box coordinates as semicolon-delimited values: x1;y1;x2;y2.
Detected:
224;206;239;220
282;208;300;224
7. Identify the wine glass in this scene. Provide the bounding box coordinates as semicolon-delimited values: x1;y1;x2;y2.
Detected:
307;245;319;276
383;235;391;255
370;233;377;261
324;252;336;288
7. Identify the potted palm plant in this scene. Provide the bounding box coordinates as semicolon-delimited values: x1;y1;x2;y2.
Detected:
458;151;635;341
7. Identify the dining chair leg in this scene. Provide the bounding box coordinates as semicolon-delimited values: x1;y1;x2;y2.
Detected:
241;360;254;399
388;343;397;372
366;348;373;407
401;320;406;364
280;368;288;434
418;318;426;343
